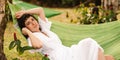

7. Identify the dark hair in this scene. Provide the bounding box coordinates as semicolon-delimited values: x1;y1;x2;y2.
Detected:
17;14;37;30
17;14;38;38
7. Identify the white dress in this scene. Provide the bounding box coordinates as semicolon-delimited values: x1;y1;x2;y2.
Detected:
27;17;104;60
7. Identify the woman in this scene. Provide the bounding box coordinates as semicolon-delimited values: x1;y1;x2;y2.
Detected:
15;7;114;60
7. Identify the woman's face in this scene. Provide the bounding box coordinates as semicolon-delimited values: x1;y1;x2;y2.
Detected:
25;16;40;32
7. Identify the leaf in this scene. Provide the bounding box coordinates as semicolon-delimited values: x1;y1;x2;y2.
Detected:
9;41;16;50
22;46;34;50
16;46;21;53
42;54;50;60
17;46;34;55
15;40;21;47
42;56;50;60
15;40;22;54
19;47;24;55
16;46;24;55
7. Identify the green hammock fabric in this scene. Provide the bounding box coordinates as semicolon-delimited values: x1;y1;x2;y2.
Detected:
12;0;61;18
9;0;120;60
51;21;120;60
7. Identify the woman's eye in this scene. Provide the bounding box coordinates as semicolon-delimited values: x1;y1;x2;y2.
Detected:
31;19;34;21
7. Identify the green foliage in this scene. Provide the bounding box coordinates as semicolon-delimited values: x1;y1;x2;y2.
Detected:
89;3;95;7
9;32;49;59
4;22;42;60
9;40;17;50
12;58;20;60
22;0;80;7
62;0;79;7
42;54;50;60
75;3;117;24
42;57;49;60
9;33;34;55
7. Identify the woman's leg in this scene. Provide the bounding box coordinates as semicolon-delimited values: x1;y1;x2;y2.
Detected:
105;55;114;60
98;48;115;60
98;48;106;60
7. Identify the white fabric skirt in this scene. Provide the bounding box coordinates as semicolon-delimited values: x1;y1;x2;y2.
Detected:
49;38;103;60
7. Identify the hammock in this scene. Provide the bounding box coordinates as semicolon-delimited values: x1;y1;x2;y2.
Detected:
8;0;120;60
51;21;120;60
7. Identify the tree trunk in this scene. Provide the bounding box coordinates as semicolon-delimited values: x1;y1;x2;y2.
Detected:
0;0;7;60
113;0;118;11
102;0;119;11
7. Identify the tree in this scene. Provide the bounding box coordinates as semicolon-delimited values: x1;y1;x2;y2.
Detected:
113;0;119;12
0;0;8;60
101;0;119;11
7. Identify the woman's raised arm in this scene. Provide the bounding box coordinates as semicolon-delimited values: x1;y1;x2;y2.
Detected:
15;7;46;22
22;27;43;49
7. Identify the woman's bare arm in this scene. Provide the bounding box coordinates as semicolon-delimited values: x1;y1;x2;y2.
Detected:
15;7;46;22
22;27;43;49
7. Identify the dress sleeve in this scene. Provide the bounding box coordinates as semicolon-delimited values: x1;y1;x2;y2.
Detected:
27;32;54;54
38;17;52;32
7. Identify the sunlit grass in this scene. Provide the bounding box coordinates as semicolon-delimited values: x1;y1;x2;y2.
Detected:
4;21;42;60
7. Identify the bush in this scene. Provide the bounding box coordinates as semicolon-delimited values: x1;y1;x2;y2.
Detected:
22;0;80;7
75;3;117;24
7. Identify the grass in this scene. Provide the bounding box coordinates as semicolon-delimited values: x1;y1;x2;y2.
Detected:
49;8;78;23
4;21;42;60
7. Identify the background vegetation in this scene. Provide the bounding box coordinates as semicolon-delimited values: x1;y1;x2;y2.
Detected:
21;0;101;7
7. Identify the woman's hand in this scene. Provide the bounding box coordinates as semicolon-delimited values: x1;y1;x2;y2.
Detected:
22;27;31;35
15;10;25;19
